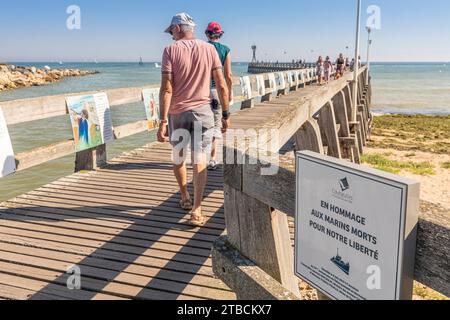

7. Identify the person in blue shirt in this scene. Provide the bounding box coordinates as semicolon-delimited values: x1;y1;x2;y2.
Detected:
78;109;90;146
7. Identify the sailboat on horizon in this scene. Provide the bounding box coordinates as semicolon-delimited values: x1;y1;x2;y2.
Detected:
139;57;144;66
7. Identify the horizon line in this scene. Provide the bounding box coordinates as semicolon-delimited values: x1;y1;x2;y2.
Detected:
2;60;450;64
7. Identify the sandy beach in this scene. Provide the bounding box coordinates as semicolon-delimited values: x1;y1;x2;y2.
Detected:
362;114;449;300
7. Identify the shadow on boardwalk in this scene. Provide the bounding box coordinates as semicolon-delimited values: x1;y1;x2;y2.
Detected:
0;159;233;300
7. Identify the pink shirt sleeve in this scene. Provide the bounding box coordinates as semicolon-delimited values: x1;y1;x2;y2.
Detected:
162;47;172;74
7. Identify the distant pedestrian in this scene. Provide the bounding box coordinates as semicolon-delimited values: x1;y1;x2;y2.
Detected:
350;58;355;71
324;56;334;83
316;56;325;85
335;53;345;79
205;21;233;171
158;13;231;227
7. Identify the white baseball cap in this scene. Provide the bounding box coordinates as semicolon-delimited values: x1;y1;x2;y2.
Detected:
164;13;196;33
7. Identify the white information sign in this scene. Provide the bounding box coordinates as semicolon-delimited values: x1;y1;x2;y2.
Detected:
240;76;252;100
268;73;277;93
256;75;266;96
0;107;16;178
287;71;295;88
295;151;419;300
276;72;286;89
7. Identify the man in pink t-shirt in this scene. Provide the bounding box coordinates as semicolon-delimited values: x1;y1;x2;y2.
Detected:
157;13;230;227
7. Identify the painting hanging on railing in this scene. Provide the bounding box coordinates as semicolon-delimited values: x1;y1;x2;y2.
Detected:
142;88;161;130
66;93;114;152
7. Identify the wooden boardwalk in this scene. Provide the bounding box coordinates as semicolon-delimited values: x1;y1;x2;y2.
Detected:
0;143;237;300
0;71;356;300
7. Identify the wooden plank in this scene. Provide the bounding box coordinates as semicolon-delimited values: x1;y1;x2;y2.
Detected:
0;233;215;277
0;253;233;300
1;206;221;243
6;194;224;237
0;242;228;291
0;272;127;300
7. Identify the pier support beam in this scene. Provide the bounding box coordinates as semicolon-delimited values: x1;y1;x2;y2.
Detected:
294;119;324;154
317;101;342;159
223;184;301;298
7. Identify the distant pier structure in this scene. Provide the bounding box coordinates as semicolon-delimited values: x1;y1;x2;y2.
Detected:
247;45;314;73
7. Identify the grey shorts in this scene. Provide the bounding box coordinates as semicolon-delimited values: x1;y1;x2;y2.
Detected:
169;104;214;155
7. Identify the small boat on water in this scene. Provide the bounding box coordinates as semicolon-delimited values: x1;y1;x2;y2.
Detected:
139;57;144;66
154;62;161;68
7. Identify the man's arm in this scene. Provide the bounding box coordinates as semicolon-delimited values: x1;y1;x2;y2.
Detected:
213;68;231;133
157;73;173;142
224;54;233;102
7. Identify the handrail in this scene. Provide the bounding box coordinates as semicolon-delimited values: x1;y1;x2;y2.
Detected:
1;67;316;125
4;66;326;172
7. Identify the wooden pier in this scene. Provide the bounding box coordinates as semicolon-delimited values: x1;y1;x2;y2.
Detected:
0;66;448;300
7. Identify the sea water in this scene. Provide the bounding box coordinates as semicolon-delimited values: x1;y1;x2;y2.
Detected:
0;62;448;201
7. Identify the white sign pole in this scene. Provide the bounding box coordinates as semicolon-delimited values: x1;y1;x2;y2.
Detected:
352;0;362;122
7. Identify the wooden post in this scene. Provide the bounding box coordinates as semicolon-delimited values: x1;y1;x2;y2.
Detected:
224;184;301;297
241;98;255;109
74;144;107;172
294;119;324;154
317;101;342;159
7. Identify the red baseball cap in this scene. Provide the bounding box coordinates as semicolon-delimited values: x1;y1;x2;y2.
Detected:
206;22;224;35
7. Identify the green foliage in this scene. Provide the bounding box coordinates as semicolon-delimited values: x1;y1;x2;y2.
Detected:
362;154;435;176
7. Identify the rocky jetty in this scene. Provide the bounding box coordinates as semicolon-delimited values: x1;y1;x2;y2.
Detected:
0;64;99;91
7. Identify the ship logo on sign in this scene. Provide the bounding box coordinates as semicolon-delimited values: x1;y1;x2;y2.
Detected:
331;249;350;275
339;178;350;192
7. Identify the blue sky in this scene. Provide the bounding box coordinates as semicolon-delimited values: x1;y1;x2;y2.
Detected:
1;0;449;62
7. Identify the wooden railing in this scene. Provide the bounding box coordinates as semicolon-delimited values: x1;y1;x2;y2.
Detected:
1;67;318;173
211;66;450;300
248;62;315;74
